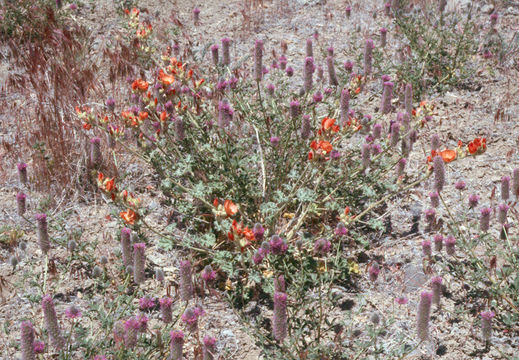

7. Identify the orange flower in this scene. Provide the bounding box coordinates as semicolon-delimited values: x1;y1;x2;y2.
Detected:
158;69;175;86
131;79;149;92
321;117;339;133
224;200;238;216
120;209;138;225
319;141;333;153
467;137;486;155
439;149;456;163
160;111;168;122
139;111;148;120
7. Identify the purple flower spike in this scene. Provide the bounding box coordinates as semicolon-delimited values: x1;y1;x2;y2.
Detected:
455;180;466;190
210;44;219;66
397;158;407;178
384;2;391;16
480;207;492;232
301;115;311;139
417;291;433;341
289;100;300;119
42;295;64;349
312;91;323;103
335;222;348;236
433;155;446;193
431;276;442;306
193;7;200;24
444;235;456;256
106;97;115;111
90;137;102;169
21;321;36;360
16;192;26;216
381;81;394;114
304;57;314;93
254;40;264;82
270;136;280;146
433;234;443;252
253;223;265;241
314;238;331;256
286;66;294;77
501;176;510;201
269;235;288;255
218;100;233;128
179;260;194;302
395;296;408;305
221;37;231;65
390;121;400;147
340;87;350;125
404;83;413;116
344;60;354;73
170;330;185;360
364;39;374;76
480;311;495;341
346;6;351;17
305;38;313;58
368;263;380;282
65;305;82;319
513;168;519;199
17;162;28;184
273;292;288;342
431;134;441;151
201;265;217;283
380;28;388;47
160;297;173;323
33;340;45;354
35;213;50;254
121;228;132;267
469;194;480;208
422;240;432;257
133;243;146;284
327;56;338;86
252;249;265;265
361;143;371;169
429;191;439;208
498;203;509;224
373;123;382;139
203;336;217;360
274;275;286;292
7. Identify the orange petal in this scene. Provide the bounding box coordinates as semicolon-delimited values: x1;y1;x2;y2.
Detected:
439;149;456;163
224;200;238;216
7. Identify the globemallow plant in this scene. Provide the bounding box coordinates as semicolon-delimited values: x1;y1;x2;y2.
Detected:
133;243;146;284
20;321;36;360
273;292;288;342
416;291;433;341
42;295;64;349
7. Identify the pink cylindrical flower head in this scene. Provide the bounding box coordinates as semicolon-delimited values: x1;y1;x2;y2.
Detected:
424;208;436;227
133;243;146;284
274;275;286;292
404;83;413;115
361;143;371;169
253;223;265;241
397;158;407;178
90;137;102;169
497;203;509;224
123;318;140;348
160;297;174;323
266;83;275;95
335;222;348;236
193;7;200;24
106;96;115;112
445;235;456;255
317;65;324;82
269;235;288;255
210;44;219;66
433;234;443;252
304;57;314;93
430;134;440;151
222;37;231;65
340;87;350;125
364;39;374;76
35;213;50;254
170;330;184;360
390;121;400;147
346;6;351;17
490;13;498;27
218;100;233;128
380;28;387;47
433;155;446;193
179;260;193;302
480;311;495;341
174;116;185;142
368;263;380;282
254;39;264;82
381;81;394;114
21;321;36;360
431;276;442;306
305;38;313;58
301;115;311;139
273;292;288;342
121;228;132;267
384;2;391;16
422;240;432;257
455;180;466;190
42;295;64;349
480;207;492;232
314;238;332;256
429;191;440;208
181;306;205;332
344;60;354;73
203;336;217;360
501;176;510;201
201;265;216;283
17;192;27;216
327;56;338;86
513;168;519;199
373;123;382;139
469;194;480;209
417;291;433;341
289;100;300;119
18;162;28;184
